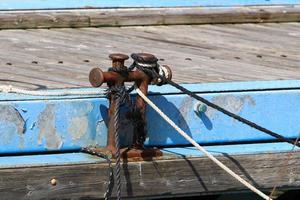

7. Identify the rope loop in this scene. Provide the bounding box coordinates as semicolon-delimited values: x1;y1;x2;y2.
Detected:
130;61;169;85
108;67;130;77
106;85;131;106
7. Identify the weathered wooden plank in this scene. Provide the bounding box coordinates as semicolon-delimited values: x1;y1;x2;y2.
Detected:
0;6;300;29
0;23;299;89
0;151;299;199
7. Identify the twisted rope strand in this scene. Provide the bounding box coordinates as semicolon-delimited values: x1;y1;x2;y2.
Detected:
0;85;105;96
114;97;122;200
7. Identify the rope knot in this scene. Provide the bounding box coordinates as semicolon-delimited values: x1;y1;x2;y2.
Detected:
106;85;130;106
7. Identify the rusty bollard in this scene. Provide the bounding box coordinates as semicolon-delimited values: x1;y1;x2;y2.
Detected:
89;53;172;159
90;53;129;156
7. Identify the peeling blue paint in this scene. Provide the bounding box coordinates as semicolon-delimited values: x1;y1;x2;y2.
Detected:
0;80;299;154
146;90;300;146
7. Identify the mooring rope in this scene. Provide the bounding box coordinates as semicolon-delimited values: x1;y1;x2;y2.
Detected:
106;84;132;200
114;97;122;200
164;79;300;147
131;61;300;148
0;85;105;96
135;87;272;200
107;85;129;200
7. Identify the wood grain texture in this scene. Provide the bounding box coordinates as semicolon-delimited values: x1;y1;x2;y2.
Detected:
0;6;299;29
0;151;299;199
0;22;299;89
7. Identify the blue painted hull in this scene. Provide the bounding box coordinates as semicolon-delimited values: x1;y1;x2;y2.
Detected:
0;80;300;154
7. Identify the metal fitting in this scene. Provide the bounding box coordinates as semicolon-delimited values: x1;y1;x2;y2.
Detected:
194;102;207;114
131;53;158;67
131;53;172;85
109;53;129;68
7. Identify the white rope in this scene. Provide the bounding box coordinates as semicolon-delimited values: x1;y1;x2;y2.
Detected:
0;85;105;96
135;87;272;200
135;61;157;68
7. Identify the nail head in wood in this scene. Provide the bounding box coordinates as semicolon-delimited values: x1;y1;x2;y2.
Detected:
50;178;57;186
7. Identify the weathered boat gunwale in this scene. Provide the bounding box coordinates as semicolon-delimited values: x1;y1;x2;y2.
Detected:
0;5;299;29
0;147;299;199
1;80;300;154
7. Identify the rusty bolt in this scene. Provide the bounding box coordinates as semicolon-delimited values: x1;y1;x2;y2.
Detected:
109;53;129;68
131;53;158;64
89;68;104;87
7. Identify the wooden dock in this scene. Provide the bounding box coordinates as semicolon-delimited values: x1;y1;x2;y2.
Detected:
0;22;299;89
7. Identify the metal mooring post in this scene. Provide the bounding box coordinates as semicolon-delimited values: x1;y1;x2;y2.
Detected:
89;53;129;156
89;53;172;159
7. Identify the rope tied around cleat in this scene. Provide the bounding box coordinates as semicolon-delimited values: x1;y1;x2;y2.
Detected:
106;86;124;200
106;66;134;200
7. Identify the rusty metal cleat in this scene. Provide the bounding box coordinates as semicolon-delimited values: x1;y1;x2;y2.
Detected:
89;53;172;160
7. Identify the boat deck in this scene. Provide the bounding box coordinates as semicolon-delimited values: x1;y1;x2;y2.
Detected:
0;22;299;89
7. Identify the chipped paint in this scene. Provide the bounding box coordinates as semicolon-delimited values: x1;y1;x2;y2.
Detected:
0;81;300;153
68;102;93;142
30;122;36;130
37;104;63;150
0;105;25;135
69;117;88;141
179;97;194;119
0;105;26;147
178;96;193;129
206;95;256;119
95;118;107;147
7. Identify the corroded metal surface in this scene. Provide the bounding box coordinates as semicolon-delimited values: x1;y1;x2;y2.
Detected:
89;53;168;158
